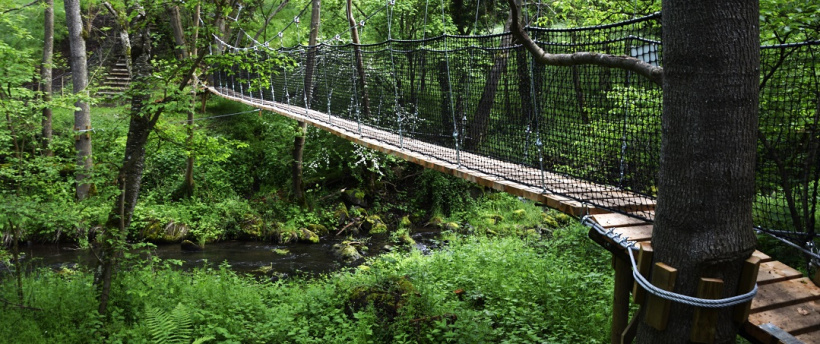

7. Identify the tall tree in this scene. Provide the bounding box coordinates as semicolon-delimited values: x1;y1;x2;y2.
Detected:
292;0;320;206
64;0;93;200
635;1;759;342
40;0;54;157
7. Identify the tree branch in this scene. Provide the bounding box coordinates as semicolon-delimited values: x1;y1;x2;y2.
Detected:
1;0;38;15
505;0;663;86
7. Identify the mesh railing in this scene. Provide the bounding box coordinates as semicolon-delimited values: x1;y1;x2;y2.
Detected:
210;13;820;258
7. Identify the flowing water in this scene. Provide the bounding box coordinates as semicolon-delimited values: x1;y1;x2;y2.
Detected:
4;228;443;279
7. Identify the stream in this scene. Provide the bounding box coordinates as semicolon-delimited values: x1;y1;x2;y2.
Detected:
4;228;443;279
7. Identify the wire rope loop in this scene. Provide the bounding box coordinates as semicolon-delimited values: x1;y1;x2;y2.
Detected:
580;216;759;309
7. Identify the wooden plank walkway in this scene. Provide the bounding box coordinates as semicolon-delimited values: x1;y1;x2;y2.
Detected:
210;87;819;343
208;86;655;218
587;213;820;344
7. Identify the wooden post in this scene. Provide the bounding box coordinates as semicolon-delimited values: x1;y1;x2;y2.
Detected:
644;262;677;331
620;313;639;344
733;255;761;324
612;256;633;344
690;278;724;343
633;243;653;304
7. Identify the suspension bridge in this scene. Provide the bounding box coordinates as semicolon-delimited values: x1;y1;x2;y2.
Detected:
206;8;820;344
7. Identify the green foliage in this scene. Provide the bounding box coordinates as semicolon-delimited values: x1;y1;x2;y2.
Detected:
0;222;612;343
413;169;477;216
145;303;194;344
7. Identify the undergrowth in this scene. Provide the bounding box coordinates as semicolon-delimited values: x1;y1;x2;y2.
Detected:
0;223;613;344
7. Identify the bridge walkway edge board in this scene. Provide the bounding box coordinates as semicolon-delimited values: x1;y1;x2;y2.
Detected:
586;213;820;344
208;86;652;218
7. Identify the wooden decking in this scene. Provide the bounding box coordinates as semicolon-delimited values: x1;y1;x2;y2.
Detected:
587;213;820;344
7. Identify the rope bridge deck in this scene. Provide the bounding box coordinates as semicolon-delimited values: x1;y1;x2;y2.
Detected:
209;85;655;216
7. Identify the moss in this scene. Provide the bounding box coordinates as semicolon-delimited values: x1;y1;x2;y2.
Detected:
307;224;328;236
554;213;572;224
444;222;459;231
399;216;412;230
427;215;444;228
512;209;526;218
342;188;368;207
333;243;362;261
542;215;559;229
298;228;320;244
363;215;387;234
333;203;349;224
140;220;189;243
272;248;290;255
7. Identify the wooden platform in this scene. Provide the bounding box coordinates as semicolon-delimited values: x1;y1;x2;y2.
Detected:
208;86;656;220
587;213;820;344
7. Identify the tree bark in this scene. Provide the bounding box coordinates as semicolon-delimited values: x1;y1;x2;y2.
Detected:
635;1;759;343
167;5;188;60
64;0;93;200
293;0;320;206
40;0;53;156
346;0;371;119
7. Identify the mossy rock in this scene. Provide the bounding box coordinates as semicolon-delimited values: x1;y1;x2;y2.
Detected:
484;218;497;226
272;248;290;255
342;188;368;207
523;228;541;239
298;228;320;244
333;203;349;224
307;224;329;236
332;243;362;262
239;214;269;239
180;240;203;252
426;215;444;228
399;232;416;246
363;215;387;234
444;222;460;231
512;209;527;218
278;230;298;244
141;220;189;243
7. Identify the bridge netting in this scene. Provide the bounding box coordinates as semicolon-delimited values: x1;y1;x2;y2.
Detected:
209;13;820;260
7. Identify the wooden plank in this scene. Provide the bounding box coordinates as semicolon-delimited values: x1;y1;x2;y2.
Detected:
753;251;773;263
750;277;820;313
644;262;678;331
734;256;762;324
612;256;633;344
614;225;654;242
748;300;820;336
589;213;651;229
757;261;803;285
796;328;820;344
620;312;640;344
633;243;654;304
690;278;724;343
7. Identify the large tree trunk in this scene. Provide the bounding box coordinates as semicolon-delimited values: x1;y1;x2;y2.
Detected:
635;1;759;343
64;0;93;200
167;4;195;199
293;0;320;206
40;0;53;156
346;0;370;119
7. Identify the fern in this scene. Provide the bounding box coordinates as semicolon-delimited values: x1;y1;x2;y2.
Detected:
145;303;205;344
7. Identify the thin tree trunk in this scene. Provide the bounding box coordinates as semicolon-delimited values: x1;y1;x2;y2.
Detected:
41;0;53;156
465;7;514;150
168;5;188;60
97;7;156;314
635;1;759;343
167;4;195;199
293;0;320;206
64;0;93;200
346;0;370;119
